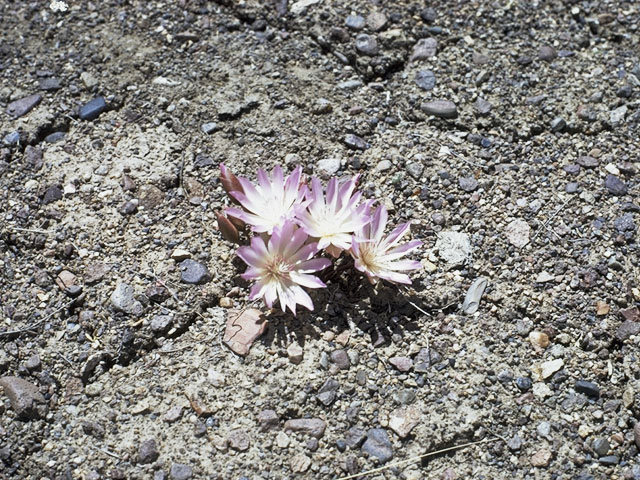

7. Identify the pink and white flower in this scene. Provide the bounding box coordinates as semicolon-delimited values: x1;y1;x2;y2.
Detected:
237;221;331;315
226;165;307;234
296;175;371;258
350;205;422;285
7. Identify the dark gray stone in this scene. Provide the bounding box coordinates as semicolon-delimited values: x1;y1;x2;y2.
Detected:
516;377;532;391
539;46;557;62
575;380;599;398
170;464;193;480
362;429;393;463
616;85;633;98
0;376;48;419
110;282;143;315
119;201;138;215
39;78;61;91
599;456;618;466
44;132;65;143
415;70;436;91
615;321;640;341
179;260;211;285
592;437;609;457
551;117;566;132
24;146;43;170
150;315;173;333
3;132;20;146
344;134;367;151
507;434;523;451
42;185;63;204
421;100;457;119
604;175;627;195
138;439;159;464
406;162;424;179
6;94;42;117
355;34;378;56
79;97;107;121
345;426;367;448
613;214;635;232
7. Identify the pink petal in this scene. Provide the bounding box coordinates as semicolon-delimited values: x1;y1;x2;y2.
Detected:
289;272;327;289
289;242;320;263
241;267;264;280
272;165;284;192
370;205;388;243
295;257;331;273
237;244;268;268
377;270;413;284
282;226;309;258
382;222;412;247
236;177;262;208
257;168;271;191
310;177;324;206
386;259;423;271
326;177;338;212
384;240;422;260
291;285;314;311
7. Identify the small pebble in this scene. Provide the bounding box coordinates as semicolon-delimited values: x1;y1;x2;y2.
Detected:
179;260;211;285
79;97;107;121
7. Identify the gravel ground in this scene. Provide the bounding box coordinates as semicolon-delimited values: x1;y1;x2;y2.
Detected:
1;0;639;479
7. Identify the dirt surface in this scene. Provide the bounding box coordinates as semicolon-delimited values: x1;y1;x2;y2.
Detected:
1;0;639;479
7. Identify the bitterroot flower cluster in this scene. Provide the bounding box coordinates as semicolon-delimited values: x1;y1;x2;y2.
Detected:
218;164;422;315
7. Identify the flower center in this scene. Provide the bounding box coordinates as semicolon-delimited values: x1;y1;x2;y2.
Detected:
265;255;291;280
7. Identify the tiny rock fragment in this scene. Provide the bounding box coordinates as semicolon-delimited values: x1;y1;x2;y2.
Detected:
79;97;107;121
284;418;326;438
535;271;554;283
171;249;191;262
361;428;393;463
530;448;552;467
388;406;419;439
287;343;303;364
505;219;531;248
290;454;311;473
179;259;211;285
389;356;413;372
227;430;250;451
420;100;458;119
528;331;550;350
257;409;279;432
595;301;609;316
55;270;77;291
531;358;563;381
223;309;267;356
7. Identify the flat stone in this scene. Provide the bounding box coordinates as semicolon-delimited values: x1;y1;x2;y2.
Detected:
223;309;267;356
615;321;640;341
227;430;250;451
576;155;598;168
345;15;365;30
24;146;43;170
535;271;555;283
362;429;393;463
345;426;367;448
610;105;627;124
84;262;108;285
0;376;48;419
505;219;531;248
344;134;367;151
150;315;173;333
613;214;635;232
290;454;311;473
39;78;61;91
330;349;350;370
138;184;165;209
415;70;436;91
79;97;107;121
110;282;143;315
367;11;387;31
45;132;65;143
375;160;392;172
551;117;566;132
317;157;341;175
201;122;219;134
507;435;523;451
257;409;279;432
592;437;610;457
621;307;640;322
531;358;564;381
389;356;413;372
472;51;490;64
410;38;437;61
539;46;557;62
421;100;458;119
604;175;627;195
179;259;211;284
474;97;493;115
163;405;183;423
355;34;378;56
287;342;303;364
530;449;552;467
406;161;424;179
459;176;478;192
435;231;472;265
6;94;42;117
388;406;419;438
138;439;159;464
170;464;192;480
599;455;619;465
284;418;326;438
42;185;63;204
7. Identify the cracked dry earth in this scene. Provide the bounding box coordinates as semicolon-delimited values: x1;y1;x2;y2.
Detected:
1;0;640;479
